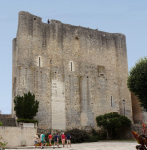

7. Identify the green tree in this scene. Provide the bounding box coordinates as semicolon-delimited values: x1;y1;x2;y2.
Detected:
0;121;2;126
127;56;147;110
14;91;39;119
96;112;131;139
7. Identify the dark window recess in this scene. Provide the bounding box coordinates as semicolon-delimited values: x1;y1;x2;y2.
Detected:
87;76;88;78
34;18;36;20
39;57;40;67
75;37;79;40
111;96;112;107
71;62;72;71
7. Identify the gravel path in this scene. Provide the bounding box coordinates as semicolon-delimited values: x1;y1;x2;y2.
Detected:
8;141;138;150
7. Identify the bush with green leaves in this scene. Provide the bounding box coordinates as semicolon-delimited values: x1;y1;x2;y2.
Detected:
64;128;89;143
96;112;131;139
88;128;107;142
0;136;8;150
127;56;147;111
17;118;38;124
14;91;39;119
64;128;106;143
0;121;2;126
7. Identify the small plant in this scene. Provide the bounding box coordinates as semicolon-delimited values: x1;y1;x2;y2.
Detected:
0;136;8;150
0;121;2;126
17;118;38;124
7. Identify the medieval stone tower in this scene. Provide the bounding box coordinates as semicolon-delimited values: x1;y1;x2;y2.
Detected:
12;11;132;131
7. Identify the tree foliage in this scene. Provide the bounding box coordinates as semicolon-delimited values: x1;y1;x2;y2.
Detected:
96;112;131;139
127;56;147;110
0;121;2;126
14;91;39;119
17;118;38;124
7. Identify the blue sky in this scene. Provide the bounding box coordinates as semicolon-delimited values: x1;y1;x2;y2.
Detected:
0;0;147;114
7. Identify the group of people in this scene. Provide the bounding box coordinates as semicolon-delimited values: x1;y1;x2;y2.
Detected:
34;132;71;149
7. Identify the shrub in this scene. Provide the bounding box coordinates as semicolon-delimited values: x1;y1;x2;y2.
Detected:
96;112;131;139
64;129;89;143
88;129;107;142
17;118;38;124
99;130;107;140
88;135;99;142
0;136;8;150
14;91;39;119
0;121;2;126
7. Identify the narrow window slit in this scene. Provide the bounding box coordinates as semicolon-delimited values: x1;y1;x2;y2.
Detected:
39;57;40;67
111;96;112;107
71;62;72;71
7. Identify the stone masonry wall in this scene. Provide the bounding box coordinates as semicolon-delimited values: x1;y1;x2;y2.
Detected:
0;127;37;147
12;11;132;131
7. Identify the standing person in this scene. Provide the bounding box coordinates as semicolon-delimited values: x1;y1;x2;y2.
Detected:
34;133;39;148
48;133;52;146
53;133;59;148
142;123;146;135
41;133;46;149
61;132;65;147
47;19;50;24
66;133;71;148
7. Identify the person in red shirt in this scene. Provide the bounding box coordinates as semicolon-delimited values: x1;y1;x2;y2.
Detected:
48;133;52;146
142;123;146;135
61;132;65;147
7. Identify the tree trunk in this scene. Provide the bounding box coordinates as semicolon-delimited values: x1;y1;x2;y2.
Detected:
106;130;111;140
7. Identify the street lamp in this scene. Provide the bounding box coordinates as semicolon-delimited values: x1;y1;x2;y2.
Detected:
123;99;125;116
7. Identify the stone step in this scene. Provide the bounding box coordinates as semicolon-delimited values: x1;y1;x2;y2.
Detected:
0;118;16;126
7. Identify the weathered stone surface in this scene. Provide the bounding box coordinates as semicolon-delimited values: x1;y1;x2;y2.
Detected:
0;127;36;147
0;118;16;126
12;11;132;131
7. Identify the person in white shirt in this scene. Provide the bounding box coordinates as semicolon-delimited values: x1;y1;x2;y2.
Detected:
34;133;39;148
40;133;43;142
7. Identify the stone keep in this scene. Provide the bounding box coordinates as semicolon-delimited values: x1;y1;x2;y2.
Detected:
12;11;132;131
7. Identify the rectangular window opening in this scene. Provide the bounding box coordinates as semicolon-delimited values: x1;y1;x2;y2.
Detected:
111;96;112;107
39;57;40;67
71;62;72;71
